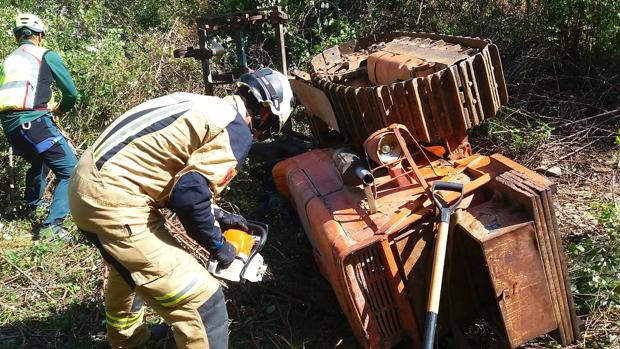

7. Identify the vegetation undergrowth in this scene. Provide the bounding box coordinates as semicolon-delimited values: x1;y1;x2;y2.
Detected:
0;238;104;348
0;0;618;348
473;107;554;158
566;135;620;347
567;203;620;347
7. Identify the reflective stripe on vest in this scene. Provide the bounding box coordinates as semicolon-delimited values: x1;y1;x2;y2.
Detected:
0;45;49;113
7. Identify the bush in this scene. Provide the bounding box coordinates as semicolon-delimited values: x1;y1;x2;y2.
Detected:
569;203;620;311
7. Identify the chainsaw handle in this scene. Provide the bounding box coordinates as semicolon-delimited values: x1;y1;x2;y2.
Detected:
431;181;464;223
239;220;268;283
246;220;268;252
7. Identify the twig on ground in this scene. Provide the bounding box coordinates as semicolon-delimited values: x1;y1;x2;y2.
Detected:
1;253;56;303
557;133;615;161
560;109;619;128
276;333;295;348
613;155;620;209
1;267;34;285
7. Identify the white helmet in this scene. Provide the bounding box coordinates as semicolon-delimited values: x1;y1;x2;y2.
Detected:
13;13;46;36
237;68;293;132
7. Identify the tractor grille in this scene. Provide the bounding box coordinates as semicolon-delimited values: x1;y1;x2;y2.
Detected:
351;243;402;341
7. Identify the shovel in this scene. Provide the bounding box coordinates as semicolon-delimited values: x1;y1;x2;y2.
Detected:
422;181;464;349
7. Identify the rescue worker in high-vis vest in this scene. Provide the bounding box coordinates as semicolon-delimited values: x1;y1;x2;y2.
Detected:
0;13;78;240
68;68;293;348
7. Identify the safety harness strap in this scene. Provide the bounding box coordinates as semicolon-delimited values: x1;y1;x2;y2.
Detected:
19;128;63;154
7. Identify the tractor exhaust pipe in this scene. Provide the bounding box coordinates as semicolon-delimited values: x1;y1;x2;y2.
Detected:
332;149;374;187
332;149;377;214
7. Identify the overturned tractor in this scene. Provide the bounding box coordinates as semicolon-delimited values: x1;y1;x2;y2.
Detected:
275;32;580;348
177;13;580;347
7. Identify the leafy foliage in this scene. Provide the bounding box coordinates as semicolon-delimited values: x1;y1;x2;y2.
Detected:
0;0;618;348
569;204;620;310
567;203;620;346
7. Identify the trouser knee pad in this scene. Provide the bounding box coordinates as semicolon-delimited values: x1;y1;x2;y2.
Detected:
198;287;229;349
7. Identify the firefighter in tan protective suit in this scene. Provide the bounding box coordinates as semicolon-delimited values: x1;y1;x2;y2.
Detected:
68;68;293;348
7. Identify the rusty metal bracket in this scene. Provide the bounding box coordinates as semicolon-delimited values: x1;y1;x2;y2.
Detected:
391;124;432;198
175;6;289;95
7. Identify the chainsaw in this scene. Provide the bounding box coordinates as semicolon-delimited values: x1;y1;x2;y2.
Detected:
207;220;268;283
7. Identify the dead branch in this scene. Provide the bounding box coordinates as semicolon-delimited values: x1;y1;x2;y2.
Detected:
1;253;55;303
556;133;615;161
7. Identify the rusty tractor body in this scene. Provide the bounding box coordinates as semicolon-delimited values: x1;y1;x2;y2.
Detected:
291;32;507;158
178;15;579;348
277;32;579;348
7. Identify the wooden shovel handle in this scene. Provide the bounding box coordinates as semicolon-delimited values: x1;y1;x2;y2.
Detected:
422;220;450;349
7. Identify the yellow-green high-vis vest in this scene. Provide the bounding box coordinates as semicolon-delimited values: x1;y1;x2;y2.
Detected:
0;44;50;112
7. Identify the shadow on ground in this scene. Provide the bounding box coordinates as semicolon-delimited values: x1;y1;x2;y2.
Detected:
0;300;106;349
224;145;359;348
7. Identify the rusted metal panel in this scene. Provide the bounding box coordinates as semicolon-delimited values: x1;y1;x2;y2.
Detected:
364;87;387;131
458;204;558;347
457;60;481;125
322;45;342;67
289;79;340;132
472;53;497;121
323;81;350;141
273;143;580;349
446;65;471;131
390;83;413;137
437;68;465;139
352;87;375;140
395;31;488;49
544;191;581;339
507;170;579;342
367;50;435;85
334;84;359;143
403;79;433;142
481;46;502;113
492;170;580;345
488;44;509;105
343;86;368;148
392;223;434;334
427;74;452;139
375;85;392;125
385;36;471;66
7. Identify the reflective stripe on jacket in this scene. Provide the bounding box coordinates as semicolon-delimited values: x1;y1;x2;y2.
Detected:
0;44;50;112
85;92;252;207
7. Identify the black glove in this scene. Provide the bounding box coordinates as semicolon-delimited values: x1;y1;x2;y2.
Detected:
212;241;237;268
217;212;248;232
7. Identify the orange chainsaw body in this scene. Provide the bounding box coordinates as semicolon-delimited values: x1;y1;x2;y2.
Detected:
224;229;255;257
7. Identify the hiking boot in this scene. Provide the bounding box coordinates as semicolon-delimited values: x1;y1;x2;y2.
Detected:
38;221;72;242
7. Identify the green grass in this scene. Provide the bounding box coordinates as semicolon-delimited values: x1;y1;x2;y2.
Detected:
0;235;105;348
471;107;554;158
